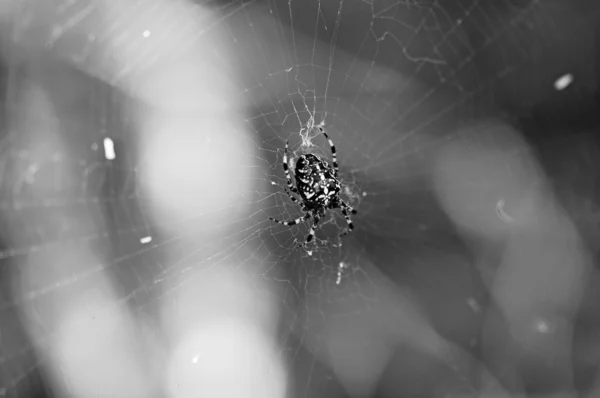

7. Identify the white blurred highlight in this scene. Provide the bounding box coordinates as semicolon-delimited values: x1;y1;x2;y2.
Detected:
162;266;285;398
106;0;251;232
166;318;285;398
433;123;536;240
140;115;249;231
109;1;284;398
99;0;240;115
52;288;150;398
14;81;153;398
11;0;283;397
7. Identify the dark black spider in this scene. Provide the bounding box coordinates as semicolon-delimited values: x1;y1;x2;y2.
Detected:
269;131;357;254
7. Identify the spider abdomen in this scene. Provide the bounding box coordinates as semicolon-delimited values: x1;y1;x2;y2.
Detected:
295;153;341;209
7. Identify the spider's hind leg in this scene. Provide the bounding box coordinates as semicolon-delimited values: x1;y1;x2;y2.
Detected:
269;212;310;227
338;207;353;238
343;201;358;215
298;213;321;256
337;200;356;238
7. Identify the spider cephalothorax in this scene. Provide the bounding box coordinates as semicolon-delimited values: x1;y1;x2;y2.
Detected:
268;131;357;254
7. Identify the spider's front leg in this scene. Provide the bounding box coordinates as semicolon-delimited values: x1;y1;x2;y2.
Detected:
270;180;308;212
321;131;339;179
282;140;299;194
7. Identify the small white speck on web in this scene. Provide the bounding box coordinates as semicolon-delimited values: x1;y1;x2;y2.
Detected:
142;30;151;38
103;137;115;160
535;319;549;333
24;164;39;184
496;199;515;223
140;236;152;244
554;73;573;91
467;297;481;312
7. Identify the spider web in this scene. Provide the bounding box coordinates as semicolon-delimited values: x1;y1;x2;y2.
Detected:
0;0;597;397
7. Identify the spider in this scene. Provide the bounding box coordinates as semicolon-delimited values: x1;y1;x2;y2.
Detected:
269;131;357;254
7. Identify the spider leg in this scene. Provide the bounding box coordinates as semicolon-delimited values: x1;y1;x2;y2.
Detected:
298;213;321;255
340;199;357;215
337;200;357;237
321;130;339;178
271;180;307;211
284;188;307;210
305;213;320;245
269;212;310;227
282;140;299;193
338;207;353;238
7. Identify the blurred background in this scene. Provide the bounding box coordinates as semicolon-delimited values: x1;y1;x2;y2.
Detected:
0;0;599;397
